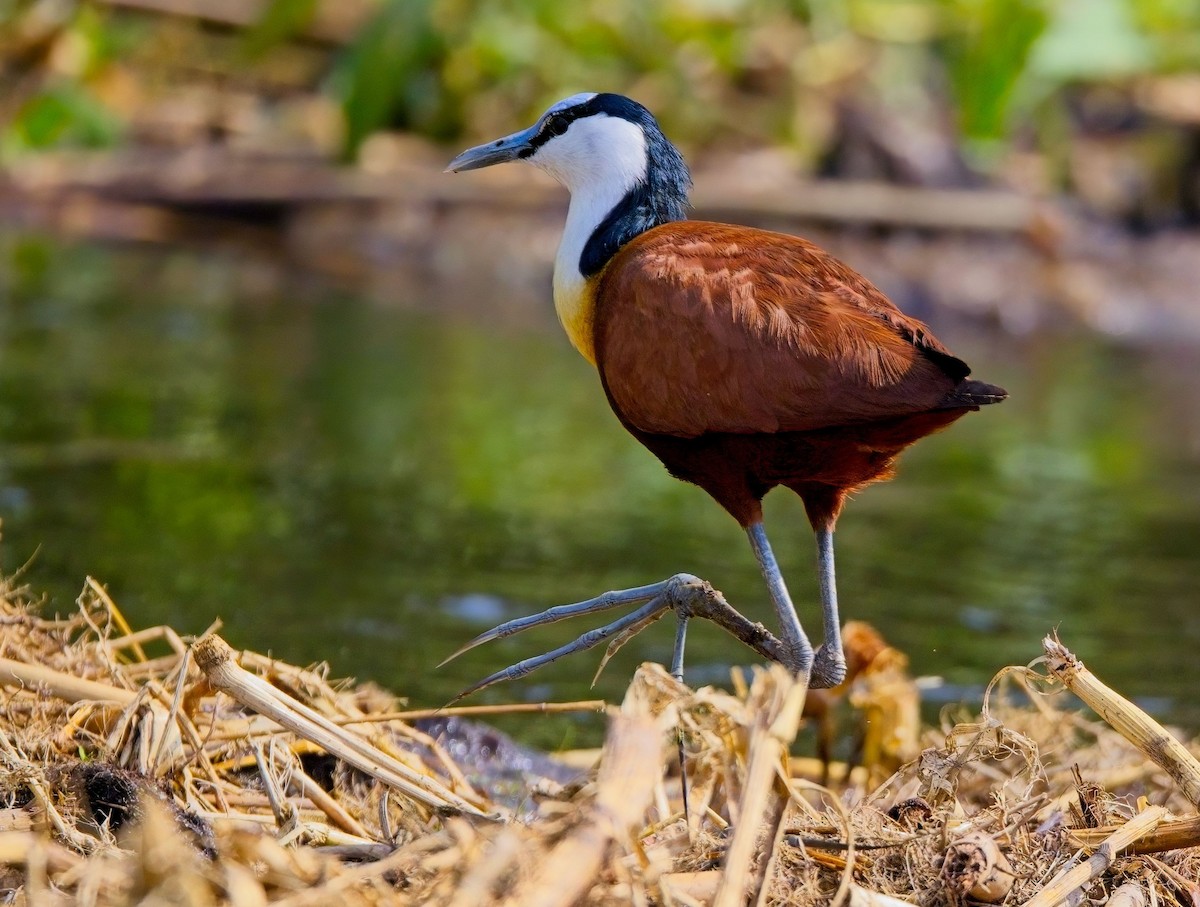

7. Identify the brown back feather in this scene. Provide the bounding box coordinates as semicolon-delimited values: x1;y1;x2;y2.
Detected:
594;222;970;438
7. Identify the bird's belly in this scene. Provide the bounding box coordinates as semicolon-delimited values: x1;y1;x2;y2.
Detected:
623;408;970;526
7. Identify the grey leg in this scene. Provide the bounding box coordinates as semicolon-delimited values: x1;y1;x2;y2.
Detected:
746;522;814;679
811;527;847;688
670;616;689;683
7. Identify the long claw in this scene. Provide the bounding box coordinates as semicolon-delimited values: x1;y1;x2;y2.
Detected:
448;595;670;703
444;572;792;702
437;580;671;667
591;609;666;686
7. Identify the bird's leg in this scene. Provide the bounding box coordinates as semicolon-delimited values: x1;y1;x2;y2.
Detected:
746;522;814;679
811;527;847;687
670;615;689;683
442;574;790;700
670;613;691;823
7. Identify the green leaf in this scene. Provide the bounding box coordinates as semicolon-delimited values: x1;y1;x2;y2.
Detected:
941;0;1050;143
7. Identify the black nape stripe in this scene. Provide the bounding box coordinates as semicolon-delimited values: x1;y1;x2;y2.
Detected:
578;95;691;276
531;94;691;276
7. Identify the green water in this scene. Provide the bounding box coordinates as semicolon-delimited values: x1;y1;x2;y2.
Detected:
2;235;1199;747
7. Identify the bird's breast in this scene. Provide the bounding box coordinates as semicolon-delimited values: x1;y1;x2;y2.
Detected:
552;268;600;366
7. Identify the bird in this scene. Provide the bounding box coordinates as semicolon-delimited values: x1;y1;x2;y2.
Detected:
443;92;1006;696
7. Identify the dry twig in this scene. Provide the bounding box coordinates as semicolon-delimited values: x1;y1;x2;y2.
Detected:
1043;636;1200;806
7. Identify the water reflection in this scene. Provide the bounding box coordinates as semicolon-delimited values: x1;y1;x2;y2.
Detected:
2;234;1198;746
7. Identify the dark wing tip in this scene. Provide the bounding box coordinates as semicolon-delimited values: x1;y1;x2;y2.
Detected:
942;379;1008;408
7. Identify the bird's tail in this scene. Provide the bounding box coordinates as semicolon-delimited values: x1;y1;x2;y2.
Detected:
940;379;1008;409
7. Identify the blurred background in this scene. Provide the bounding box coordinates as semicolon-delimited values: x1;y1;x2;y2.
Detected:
1;0;1199;746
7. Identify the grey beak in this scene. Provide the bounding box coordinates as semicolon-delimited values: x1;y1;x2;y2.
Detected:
445;125;539;173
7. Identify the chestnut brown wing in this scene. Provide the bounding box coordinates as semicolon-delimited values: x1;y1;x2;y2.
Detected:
594;222;969;438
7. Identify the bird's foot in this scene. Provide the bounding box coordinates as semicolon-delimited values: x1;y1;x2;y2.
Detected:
809;644;847;689
441;574;789;701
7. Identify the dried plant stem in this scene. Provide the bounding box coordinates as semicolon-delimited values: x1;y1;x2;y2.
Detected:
1068;813;1200;855
847;885;923;907
85;576;146;662
796;779;856;907
106;623;187;660
714;668;808;907
332;700;608;724
150;647;191;771
193;634;495;819
506;707;665;907
1043;637;1200;806
289;765;371;840
1022;806;1166;907
254;743;291;828
0;657;136;705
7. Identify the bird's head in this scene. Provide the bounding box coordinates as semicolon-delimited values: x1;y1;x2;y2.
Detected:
446;93;690;208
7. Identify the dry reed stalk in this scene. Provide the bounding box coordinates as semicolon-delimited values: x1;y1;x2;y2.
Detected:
200;809;374;848
204;715;287;741
1068;813;1200;854
1022;806;1166;907
332;699;608;724
289;765;371;839
846;885;921;907
713;667;807;907
118;654;188;681
0;657;137;705
193;634;496;820
504;676;667;907
152;698;228;804
105;623;187;659
149;648;192;771
253;743;292;829
1043;637;1200;806
84;575;146;662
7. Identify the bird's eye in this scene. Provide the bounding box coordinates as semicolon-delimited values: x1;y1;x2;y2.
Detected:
543;115;569;138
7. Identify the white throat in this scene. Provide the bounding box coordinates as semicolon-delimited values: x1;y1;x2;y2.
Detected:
528;114;648;362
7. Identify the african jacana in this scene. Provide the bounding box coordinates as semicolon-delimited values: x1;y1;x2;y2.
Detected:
444;93;1006;695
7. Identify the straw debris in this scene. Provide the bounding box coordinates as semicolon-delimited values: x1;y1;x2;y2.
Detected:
1;567;1199;905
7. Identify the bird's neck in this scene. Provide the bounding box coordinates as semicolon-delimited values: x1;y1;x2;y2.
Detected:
550;130;691;365
552;180;632;365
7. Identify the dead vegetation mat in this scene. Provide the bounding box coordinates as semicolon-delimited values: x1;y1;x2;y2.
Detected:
1;568;1199;906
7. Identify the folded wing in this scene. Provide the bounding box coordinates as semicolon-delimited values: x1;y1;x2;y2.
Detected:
595;222;971;438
